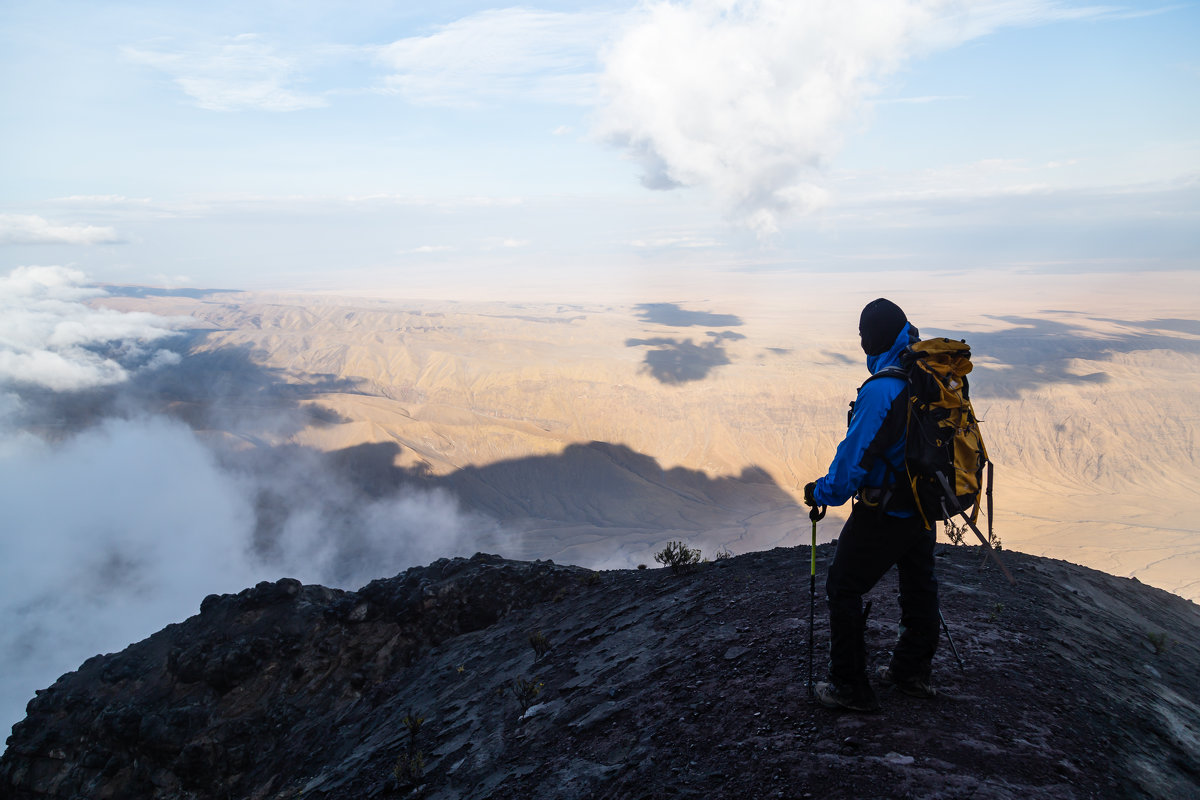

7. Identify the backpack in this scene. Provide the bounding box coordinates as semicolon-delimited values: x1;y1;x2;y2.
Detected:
866;338;1013;582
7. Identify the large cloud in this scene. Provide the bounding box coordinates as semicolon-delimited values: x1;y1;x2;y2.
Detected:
0;266;182;391
593;0;1117;233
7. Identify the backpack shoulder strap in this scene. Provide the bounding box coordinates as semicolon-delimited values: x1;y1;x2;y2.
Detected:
859;365;909;390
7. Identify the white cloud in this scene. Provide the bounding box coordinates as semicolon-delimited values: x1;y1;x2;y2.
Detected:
123;33;326;112
50;195;153;207
376;8;616;107
0;410;494;738
877;94;969;104
0;416;260;739
0;214;122;245
0;266;182;391
345;193;524;208
594;0;1121;233
630;234;722;249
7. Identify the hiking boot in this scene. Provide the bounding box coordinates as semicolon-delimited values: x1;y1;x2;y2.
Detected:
876;665;937;698
814;680;880;712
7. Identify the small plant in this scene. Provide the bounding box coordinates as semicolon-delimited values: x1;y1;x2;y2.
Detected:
713;547;733;561
988;602;1004;622
944;517;1000;550
509;677;544;713
528;630;550;659
1147;631;1171;656
580;571;602;586
393;752;425;785
393;709;426;786
654;540;703;575
637;564;647;570
944;518;967;546
455;664;465;674
402;710;424;739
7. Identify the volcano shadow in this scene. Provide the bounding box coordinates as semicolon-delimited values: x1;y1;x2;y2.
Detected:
317;439;800;532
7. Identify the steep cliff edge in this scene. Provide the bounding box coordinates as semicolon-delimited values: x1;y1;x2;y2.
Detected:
3;546;1198;799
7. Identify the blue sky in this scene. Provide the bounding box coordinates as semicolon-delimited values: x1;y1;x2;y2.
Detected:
1;0;1196;292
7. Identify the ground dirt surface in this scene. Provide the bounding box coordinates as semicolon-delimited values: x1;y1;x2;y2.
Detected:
3;543;1197;799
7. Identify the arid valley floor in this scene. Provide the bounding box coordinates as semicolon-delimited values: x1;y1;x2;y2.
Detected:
96;270;1200;603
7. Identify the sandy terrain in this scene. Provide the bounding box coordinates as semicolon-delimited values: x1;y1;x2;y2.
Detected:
97;270;1200;601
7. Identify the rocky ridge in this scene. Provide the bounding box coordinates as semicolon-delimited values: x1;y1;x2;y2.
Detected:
3;545;1198;799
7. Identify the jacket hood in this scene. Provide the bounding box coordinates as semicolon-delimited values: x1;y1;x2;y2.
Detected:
866;321;918;375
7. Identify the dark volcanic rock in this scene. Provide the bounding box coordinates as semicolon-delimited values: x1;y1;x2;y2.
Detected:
2;547;1198;799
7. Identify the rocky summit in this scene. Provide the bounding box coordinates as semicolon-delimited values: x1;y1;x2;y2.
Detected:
2;545;1198;799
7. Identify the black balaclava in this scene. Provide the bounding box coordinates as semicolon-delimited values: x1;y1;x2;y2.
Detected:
859;298;907;356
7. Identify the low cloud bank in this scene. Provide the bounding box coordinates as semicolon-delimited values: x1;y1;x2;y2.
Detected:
0;267;496;740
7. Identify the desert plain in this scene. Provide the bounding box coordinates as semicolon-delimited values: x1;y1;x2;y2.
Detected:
96;268;1200;603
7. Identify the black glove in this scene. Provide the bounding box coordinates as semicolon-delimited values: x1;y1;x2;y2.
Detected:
803;481;827;522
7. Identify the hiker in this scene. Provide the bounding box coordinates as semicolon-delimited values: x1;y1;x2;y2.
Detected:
803;298;939;712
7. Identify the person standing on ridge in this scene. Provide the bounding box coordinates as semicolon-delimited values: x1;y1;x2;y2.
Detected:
803;298;940;712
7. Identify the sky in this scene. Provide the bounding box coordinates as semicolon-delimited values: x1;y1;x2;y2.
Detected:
1;0;1197;294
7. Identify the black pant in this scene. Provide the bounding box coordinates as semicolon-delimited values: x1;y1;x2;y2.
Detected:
826;504;939;686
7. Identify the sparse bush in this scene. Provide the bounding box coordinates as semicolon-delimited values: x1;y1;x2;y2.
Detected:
713;547;733;561
402;710;424;739
580;571;602;586
528;630;550;659
509;677;544;713
1147;631;1171;656
393;752;425;785
393;709;426;786
944;518;967;546
654;541;703;575
944;517;1001;550
637;564;647;570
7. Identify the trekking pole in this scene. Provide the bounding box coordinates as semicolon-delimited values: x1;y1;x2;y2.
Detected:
807;504;826;699
939;608;965;673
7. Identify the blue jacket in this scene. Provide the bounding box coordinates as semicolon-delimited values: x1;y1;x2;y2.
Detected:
813;322;917;513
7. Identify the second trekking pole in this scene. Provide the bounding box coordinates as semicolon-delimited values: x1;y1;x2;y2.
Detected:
807;503;826;699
